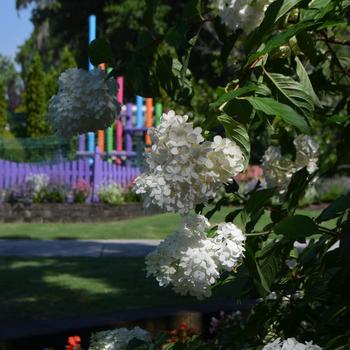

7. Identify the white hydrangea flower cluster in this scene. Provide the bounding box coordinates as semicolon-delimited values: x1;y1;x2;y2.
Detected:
262;338;322;350
25;173;50;194
145;214;245;299
134;111;245;214
48;68;121;137
262;135;319;192
89;326;151;350
217;0;274;33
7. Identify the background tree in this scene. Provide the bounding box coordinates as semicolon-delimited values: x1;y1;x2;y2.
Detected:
25;53;50;137
45;46;77;102
0;79;7;135
0;55;23;113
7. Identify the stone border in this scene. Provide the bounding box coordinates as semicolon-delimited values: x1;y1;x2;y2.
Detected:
0;202;157;223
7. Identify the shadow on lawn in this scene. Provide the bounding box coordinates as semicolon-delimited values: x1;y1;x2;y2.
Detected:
0;257;234;326
0;241;160;257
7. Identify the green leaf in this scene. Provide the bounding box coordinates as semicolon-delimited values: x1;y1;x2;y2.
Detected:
286;167;309;213
316;193;350;223
245;0;284;52
274;215;319;240
247;21;316;65
295;56;322;108
264;70;315;121
255;240;290;291
326;115;350;124
275;0;304;22
241;188;275;225
210;84;257;109
165;21;189;55
217;115;251;167
244;96;310;133
156;55;193;105
88;39;114;66
183;0;202;22
143;0;159;29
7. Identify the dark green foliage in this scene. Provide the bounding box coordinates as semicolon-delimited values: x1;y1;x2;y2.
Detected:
25;53;51;137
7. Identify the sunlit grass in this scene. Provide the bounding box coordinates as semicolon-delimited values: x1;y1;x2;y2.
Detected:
0;207;325;240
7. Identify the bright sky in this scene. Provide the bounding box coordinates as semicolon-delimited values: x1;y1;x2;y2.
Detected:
0;1;33;60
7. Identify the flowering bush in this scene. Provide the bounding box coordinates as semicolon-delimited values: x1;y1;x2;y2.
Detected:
48;68;121;137
80;0;350;348
89;326;151;350
97;182;125;205
72;179;91;204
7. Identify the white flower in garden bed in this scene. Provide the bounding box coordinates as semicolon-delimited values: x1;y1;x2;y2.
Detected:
217;0;274;33
263;337;322;350
25;173;50;196
262;135;319;192
97;182;124;205
89;326;151;350
134;111;245;214
48;68;121;137
145;214;245;299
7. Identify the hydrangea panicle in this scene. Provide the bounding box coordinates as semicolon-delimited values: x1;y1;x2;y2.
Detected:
262;337;322;350
262;135;319;192
48;68;121;137
217;0;274;33
134;110;245;214
145;214;245;299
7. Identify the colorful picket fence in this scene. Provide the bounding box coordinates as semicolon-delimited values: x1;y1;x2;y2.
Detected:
0;149;141;201
77;97;163;164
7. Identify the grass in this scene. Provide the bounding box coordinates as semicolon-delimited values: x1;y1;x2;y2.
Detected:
0;208;324;240
0;257;237;325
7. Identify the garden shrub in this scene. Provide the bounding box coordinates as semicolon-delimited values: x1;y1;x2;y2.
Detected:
97;182;125;205
37;0;350;348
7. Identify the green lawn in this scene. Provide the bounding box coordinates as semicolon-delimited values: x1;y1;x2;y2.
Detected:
0;257;236;324
0;208;323;240
0;207;326;239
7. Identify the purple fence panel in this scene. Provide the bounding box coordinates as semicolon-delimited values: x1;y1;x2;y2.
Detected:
0;160;4;190
85;158;91;183
78;159;84;180
58;161;64;185
64;161;70;185
102;161;108;183
4;161;10;189
71;160;77;186
10;162;17;188
111;162;116;183
93;148;102;202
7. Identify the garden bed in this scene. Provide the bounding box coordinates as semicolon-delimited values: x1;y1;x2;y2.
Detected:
0;202;157;223
0;300;253;350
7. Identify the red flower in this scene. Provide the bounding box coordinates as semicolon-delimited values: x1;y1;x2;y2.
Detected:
66;335;81;350
179;323;189;331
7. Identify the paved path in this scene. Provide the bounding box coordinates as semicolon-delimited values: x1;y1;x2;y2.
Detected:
0;239;161;257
